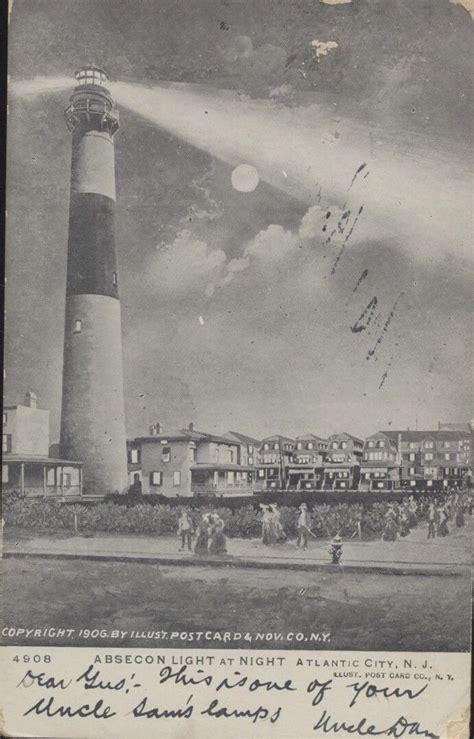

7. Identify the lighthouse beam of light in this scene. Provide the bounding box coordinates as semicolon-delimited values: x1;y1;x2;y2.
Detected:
10;76;472;265
110;80;472;265
10;75;72;98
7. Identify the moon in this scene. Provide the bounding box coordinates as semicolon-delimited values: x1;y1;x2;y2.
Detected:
231;164;260;193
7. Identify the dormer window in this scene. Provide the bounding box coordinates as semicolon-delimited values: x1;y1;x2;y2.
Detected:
73;319;82;333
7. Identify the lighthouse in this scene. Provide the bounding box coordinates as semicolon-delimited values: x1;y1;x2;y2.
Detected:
60;66;127;493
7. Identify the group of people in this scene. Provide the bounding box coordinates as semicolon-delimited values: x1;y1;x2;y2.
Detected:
260;502;343;560
259;503;287;545
381;489;470;541
425;492;467;539
177;509;227;555
176;487;470;556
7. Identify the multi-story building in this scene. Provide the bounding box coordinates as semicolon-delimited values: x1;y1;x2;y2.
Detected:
288;434;327;490
323;432;364;490
127;424;260;497
257;435;295;490
360;432;400;491
381;429;472;491
2;392;82;497
224;431;260;468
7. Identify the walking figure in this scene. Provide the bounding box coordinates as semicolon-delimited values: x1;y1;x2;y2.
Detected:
177;508;194;552
296;503;312;550
427;503;436;539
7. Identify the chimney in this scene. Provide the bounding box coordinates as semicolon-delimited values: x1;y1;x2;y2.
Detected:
188;422;194;432
156;422;162;434
25;391;37;409
149;424;157;436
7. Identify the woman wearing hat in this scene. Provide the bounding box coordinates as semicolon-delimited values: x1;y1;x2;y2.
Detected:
194;513;212;555
296;503;312;550
209;513;227;554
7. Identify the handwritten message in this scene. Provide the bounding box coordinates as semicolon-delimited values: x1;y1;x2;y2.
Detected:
1;647;469;738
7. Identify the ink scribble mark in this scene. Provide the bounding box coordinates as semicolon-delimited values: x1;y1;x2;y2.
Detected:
331;206;364;274
350;163;367;188
346;269;369;305
352;269;369;294
219;21;230;30
363;170;370;179
367;293;405;360
351;296;378;333
379;355;394;389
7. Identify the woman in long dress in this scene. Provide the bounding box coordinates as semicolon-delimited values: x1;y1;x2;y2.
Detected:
260;504;273;545
269;504;286;543
437;506;449;536
208;513;227;554
194;514;211;555
455;503;465;528
382;505;398;541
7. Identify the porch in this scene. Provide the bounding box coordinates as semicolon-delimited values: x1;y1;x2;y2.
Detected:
191;463;263;496
2;455;83;497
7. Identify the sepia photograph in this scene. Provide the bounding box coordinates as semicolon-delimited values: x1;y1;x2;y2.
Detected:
2;0;473;664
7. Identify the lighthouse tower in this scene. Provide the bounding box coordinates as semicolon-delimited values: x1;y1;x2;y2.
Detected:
60;66;127;493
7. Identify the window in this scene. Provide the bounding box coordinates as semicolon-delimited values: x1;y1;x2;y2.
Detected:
63;473;72;488
308;442;314;450
297;442;302;450
443;441;450;449
227;471;235;485
2;412;7;424
162;447;171;462
258;469;265;478
2;434;12;453
331;442;338;449
129;449;140;464
73;319;82;333
248;457;254;465
341;441;347;449
228;449;234;463
368;441;375;448
189;446;196;462
424;441;434;449
409;453;415;461
444;453;450;461
409;442;416;449
248;445;254;454
173;471;181;487
409;467;416;475
47;468;56;486
214;448;220;462
112;272;118;286
377;440;385;447
263;444;269;450
2;464;8;483
424;453;434;461
274;443;279;450
150;471;162;486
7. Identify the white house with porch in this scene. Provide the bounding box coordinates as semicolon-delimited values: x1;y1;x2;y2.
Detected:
2;392;83;497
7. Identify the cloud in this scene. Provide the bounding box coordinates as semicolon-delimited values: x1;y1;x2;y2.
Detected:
152;229;226;293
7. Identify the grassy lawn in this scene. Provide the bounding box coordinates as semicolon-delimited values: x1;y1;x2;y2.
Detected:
1;557;470;652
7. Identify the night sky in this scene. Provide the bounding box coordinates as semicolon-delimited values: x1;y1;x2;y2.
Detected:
5;0;473;442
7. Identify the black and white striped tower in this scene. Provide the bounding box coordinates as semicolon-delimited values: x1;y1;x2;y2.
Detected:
60;66;127;493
